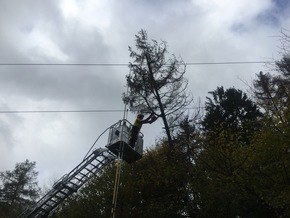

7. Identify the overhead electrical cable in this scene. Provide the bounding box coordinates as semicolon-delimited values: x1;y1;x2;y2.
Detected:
0;109;126;114
0;107;205;114
0;61;274;66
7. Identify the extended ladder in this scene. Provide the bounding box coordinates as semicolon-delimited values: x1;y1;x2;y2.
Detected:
18;119;144;218
18;148;116;218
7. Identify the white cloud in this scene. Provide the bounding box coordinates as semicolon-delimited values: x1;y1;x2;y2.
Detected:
22;30;69;61
60;0;112;31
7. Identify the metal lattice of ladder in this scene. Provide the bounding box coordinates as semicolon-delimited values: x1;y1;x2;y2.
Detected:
18;148;116;218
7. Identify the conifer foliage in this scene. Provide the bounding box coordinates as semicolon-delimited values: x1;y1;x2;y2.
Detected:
124;29;192;144
0;159;40;218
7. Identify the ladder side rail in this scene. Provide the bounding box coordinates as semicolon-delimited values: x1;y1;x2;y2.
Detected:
21;181;76;218
45;150;116;217
18;149;116;218
57;148;106;184
24;156;116;218
63;149;116;190
55;150;102;189
67;154;115;193
64;158;113;193
18;152;99;218
42;152;116;217
18;189;59;218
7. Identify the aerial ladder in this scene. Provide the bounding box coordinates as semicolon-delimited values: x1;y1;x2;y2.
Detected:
18;119;144;218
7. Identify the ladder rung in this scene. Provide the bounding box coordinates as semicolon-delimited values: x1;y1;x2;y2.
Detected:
57;189;70;196
44;201;56;208
88;162;97;168
64;185;78;192
18;148;115;218
53;194;65;200
67;181;78;187
79;172;90;178
48;198;59;204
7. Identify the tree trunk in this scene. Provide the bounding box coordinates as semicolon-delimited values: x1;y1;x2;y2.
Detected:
146;54;173;146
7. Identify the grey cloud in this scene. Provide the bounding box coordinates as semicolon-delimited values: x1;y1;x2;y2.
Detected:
0;66;124;108
0;0;62;57
0;0;289;189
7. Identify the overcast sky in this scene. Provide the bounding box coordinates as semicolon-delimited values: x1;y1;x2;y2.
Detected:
0;0;290;188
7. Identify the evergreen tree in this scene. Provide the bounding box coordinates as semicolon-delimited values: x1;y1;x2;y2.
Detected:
202;86;262;145
192;87;267;217
0;159;40;217
123;29;192;145
250;30;290;217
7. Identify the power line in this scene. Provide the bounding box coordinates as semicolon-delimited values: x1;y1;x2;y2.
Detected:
186;61;274;65
0;63;128;66
0;61;274;66
0;107;204;114
0;109;125;114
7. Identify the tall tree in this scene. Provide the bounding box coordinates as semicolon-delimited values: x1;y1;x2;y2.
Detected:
243;121;290;217
0;159;40;217
202;86;262;145
250;30;290;217
191;87;269;217
123;29;192;145
253;70;290;133
253;30;290;130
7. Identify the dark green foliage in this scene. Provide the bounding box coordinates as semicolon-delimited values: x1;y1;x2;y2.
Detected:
192;87;274;217
244;124;290;217
251;42;290;216
0;159;40;218
254;70;290;128
202;86;262;145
